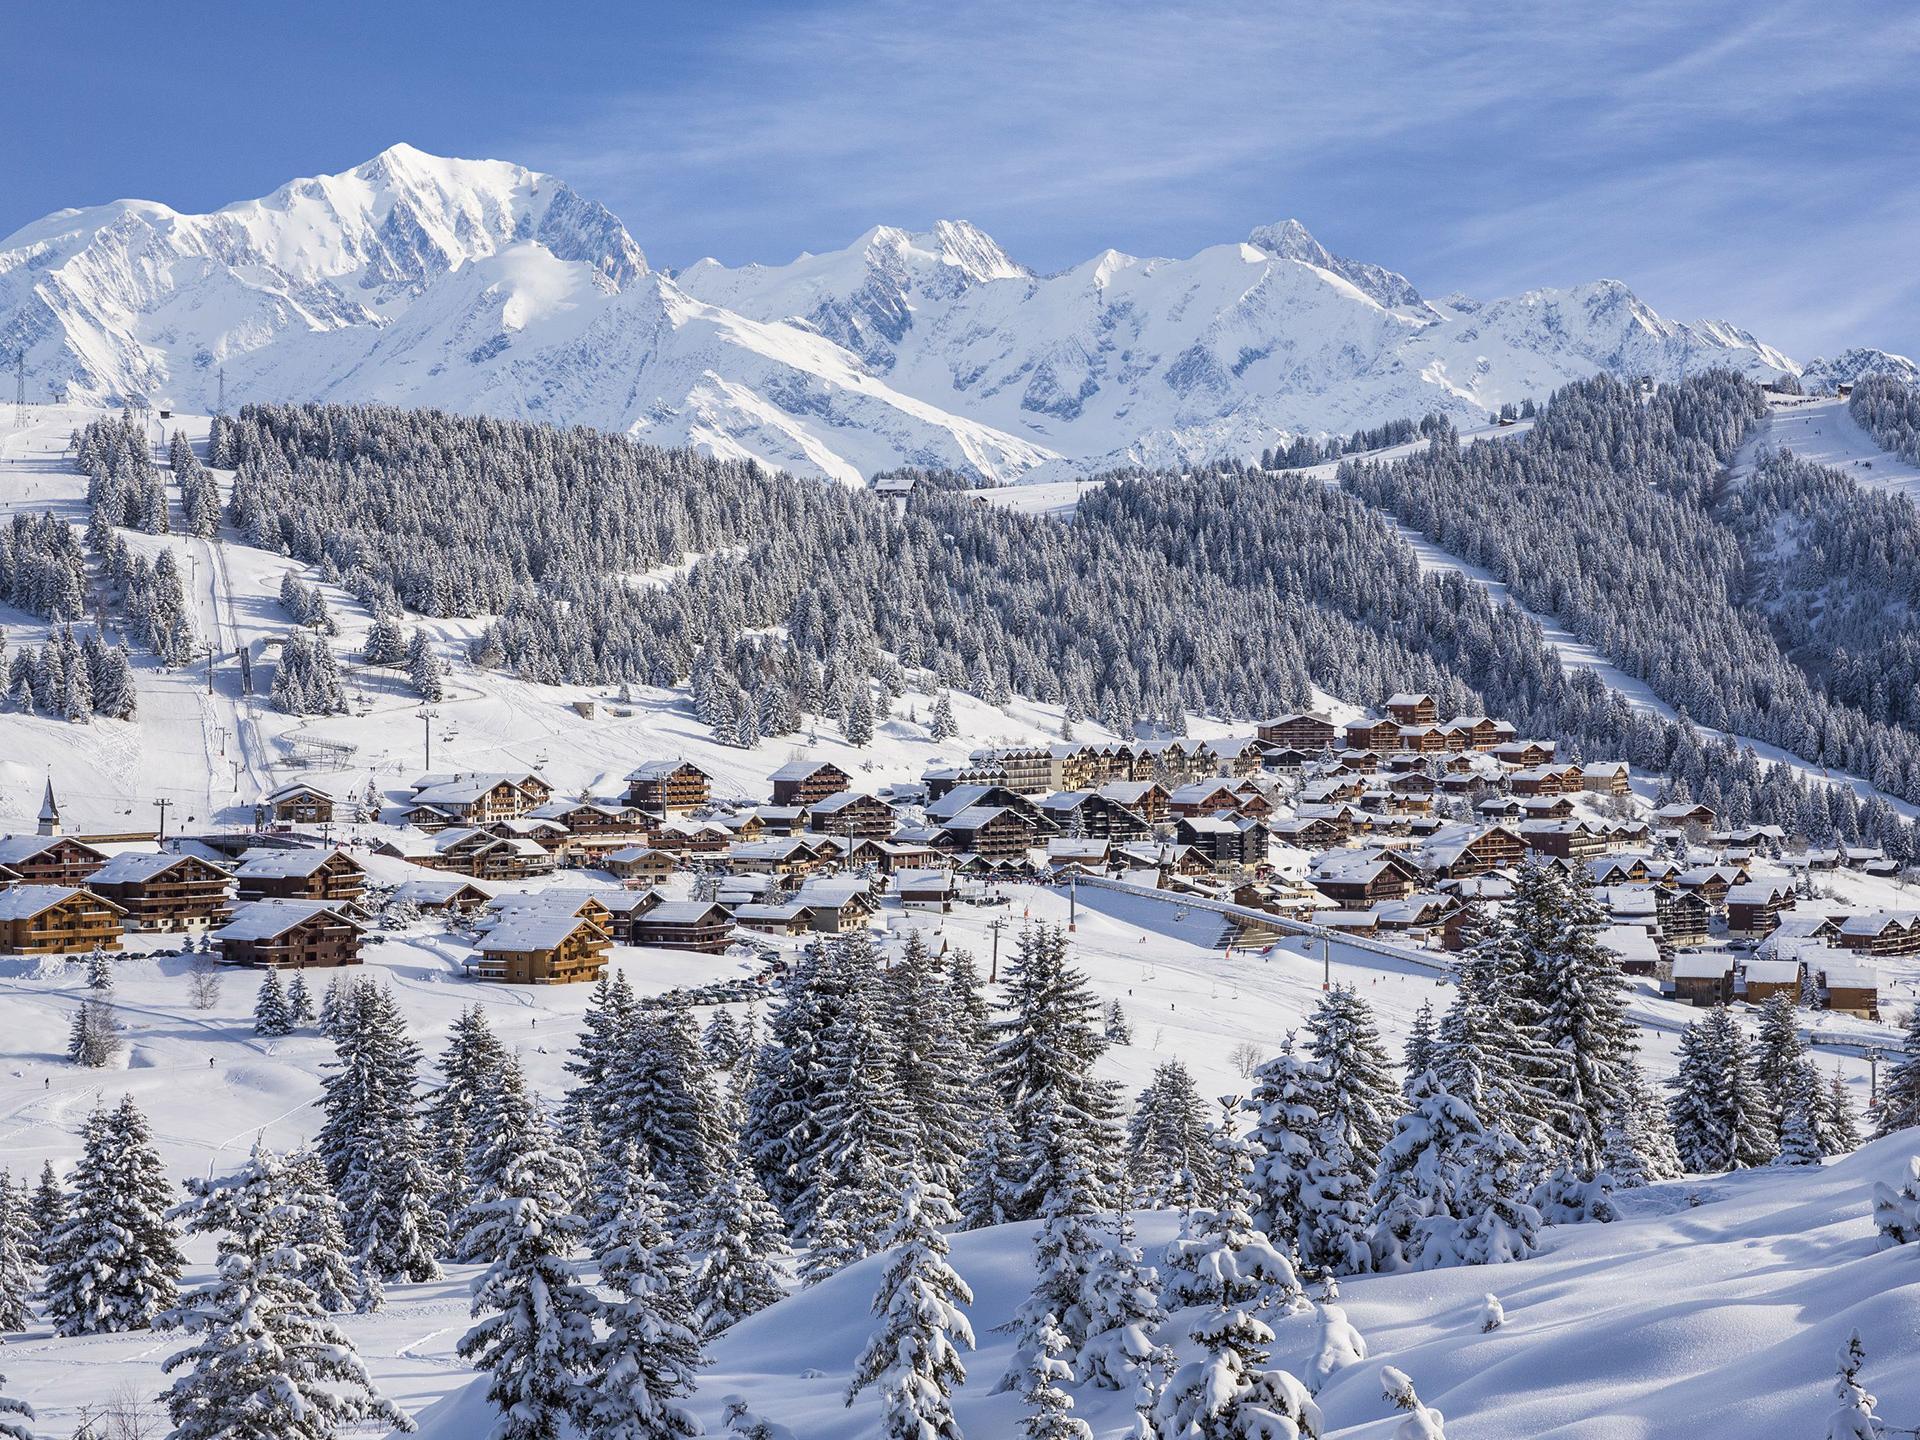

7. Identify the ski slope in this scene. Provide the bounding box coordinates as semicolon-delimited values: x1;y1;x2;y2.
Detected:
1735;393;1920;500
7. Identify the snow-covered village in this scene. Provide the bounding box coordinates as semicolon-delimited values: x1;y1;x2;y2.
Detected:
5;6;1920;1439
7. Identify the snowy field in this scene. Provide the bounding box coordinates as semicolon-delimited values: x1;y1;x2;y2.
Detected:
1736;393;1920;500
0;878;1917;1437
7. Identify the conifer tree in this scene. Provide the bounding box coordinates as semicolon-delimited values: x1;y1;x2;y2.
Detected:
1402;1002;1436;1096
887;930;980;1195
1825;1331;1879;1440
1151;1299;1321;1440
990;925;1123;1217
66;995;122;1067
0;1174;32;1334
606;1002;725;1213
0;1370;29;1440
1077;1207;1164;1392
317;981;442;1281
278;1147;359;1314
1382;1366;1447;1440
1511;864;1639;1170
1872;1156;1920;1247
160;1141;408;1440
1127;1060;1215;1210
1775;1062;1827;1167
1369;1074;1537;1272
85;945;114;991
1822;1072;1863;1156
997;1109;1108;1391
1306;986;1398;1184
1244;1048;1326;1254
456;1061;599;1440
1874;1006;1920;1137
1015;1313;1091;1440
929;689;957;741
285;971;316;1026
1667;1008;1776;1173
28;1161;62;1258
43;1097;185;1334
682;1154;791;1336
589;1148;706;1440
957;1097;1022;1231
846;1180;974;1440
253;967;293;1036
1297;1126;1374;1279
428;1005;509;1250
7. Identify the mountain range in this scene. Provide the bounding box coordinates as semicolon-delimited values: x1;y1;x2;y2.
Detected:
2;143;1910;484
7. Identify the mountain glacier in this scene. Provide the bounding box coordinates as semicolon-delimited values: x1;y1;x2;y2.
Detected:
0;142;1882;485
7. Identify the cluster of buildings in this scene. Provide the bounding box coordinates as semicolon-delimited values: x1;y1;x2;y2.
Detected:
4;690;1911;1014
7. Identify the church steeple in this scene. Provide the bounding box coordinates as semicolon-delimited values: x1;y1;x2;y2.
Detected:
36;778;60;836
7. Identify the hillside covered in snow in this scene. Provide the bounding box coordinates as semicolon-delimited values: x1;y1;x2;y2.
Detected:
5;143;1892;486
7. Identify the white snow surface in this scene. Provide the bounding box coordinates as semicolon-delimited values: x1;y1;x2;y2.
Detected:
2;144;1810;485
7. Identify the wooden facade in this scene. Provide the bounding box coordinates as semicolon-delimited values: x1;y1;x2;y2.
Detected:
624;761;712;816
0;886;125;955
213;901;363;969
233;848;367;905
86;852;232;932
0;835;108;887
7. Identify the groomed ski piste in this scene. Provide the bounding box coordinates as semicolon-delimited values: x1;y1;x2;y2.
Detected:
3;399;1920;1437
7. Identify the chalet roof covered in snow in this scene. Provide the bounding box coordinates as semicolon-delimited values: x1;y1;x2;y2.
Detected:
0;884;108;920
87;850;220;885
233;847;353;879
478;911;605;952
213;899;357;942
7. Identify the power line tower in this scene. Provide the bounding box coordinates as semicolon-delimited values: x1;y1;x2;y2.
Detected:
14;350;24;426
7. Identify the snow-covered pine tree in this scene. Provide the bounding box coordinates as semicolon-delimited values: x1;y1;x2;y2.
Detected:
1825;1331;1879;1440
1104;999;1133;1046
1402;1002;1436;1096
1306;985;1398;1185
958;1096;1023;1231
0;1370;29;1440
428;1005;509;1251
681;1152;792;1336
1297;1124;1374;1279
605;1001;726;1213
1077;1206;1164;1392
929;689;957;741
317;981;442;1280
85;945;113;991
42;1097;185;1334
886;929;981;1196
997;1107;1108;1392
1244;1047;1326;1254
1368;1075;1503;1273
1510;863;1639;1172
1127;1059;1215;1210
160;1141;409;1440
1822;1072;1863;1156
1151;1299;1321;1440
1775;1061;1827;1167
1013;1313;1091;1440
792;955;915;1249
1667;1007;1776;1173
278;1146;359;1313
845;1179;974;1440
744;941;851;1224
990;925;1123;1217
285;971;316;1026
456;1059;599;1440
1872;1156;1920;1247
253;967;293;1036
0;1174;32;1334
1306;1299;1369;1394
28;1161;61;1259
1602;1059;1682;1186
588;1146;706;1440
1874;1005;1920;1137
1382;1365;1447;1440
1158;1166;1301;1315
66;995;122;1067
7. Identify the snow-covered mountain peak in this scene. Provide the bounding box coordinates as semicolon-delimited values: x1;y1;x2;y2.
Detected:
1799;345;1920;393
1247;217;1425;311
0;144;1838;486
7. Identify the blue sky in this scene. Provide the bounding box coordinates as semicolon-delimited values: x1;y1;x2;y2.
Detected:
6;0;1917;359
